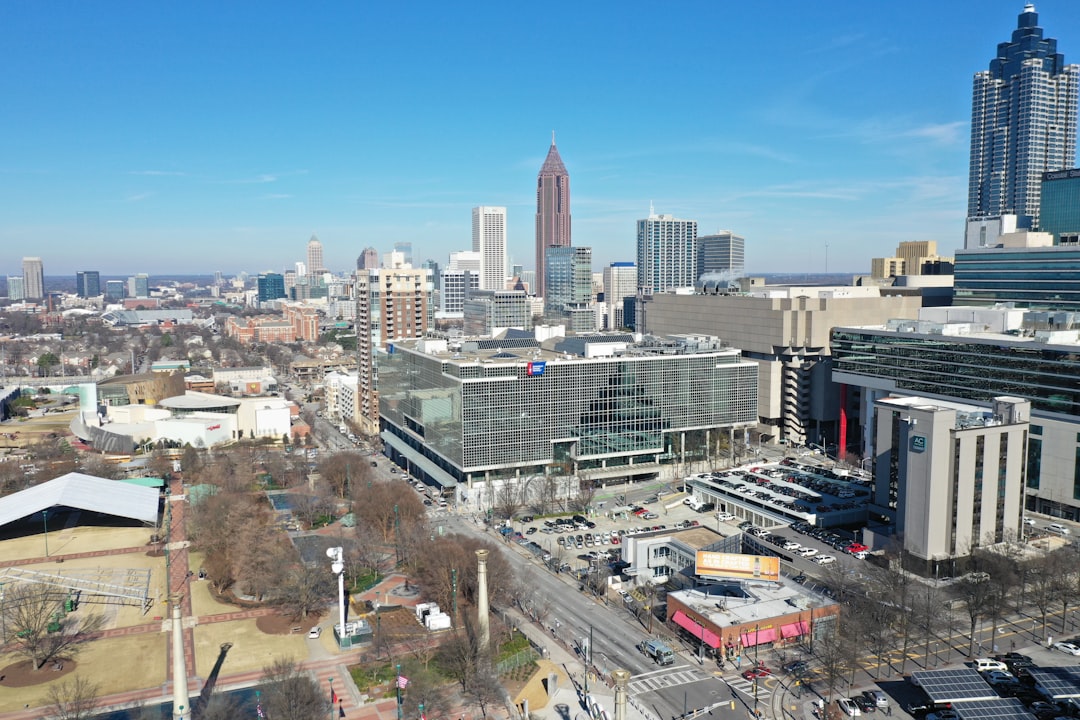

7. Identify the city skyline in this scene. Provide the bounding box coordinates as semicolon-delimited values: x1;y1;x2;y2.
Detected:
3;2;1080;277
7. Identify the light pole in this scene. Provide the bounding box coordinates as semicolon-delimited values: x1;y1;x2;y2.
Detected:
326;547;346;647
329;677;335;720
396;663;403;720
42;509;49;557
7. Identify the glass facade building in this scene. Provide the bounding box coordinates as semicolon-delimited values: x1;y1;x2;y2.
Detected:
953;245;1080;309
968;5;1079;229
1039;168;1080;244
544;246;592;314
379;336;757;488
76;271;101;298
832;322;1080;519
256;273;286;303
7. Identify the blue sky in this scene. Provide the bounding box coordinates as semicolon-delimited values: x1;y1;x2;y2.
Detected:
3;1;1080;278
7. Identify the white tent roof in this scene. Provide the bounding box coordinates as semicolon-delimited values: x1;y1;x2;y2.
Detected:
0;472;160;528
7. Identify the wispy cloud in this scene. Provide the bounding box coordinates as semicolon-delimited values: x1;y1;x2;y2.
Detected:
215;169;309;185
124;192;154;202
127;170;186;177
262;193;293;200
898;121;966;145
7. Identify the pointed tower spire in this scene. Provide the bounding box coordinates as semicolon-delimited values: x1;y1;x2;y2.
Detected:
535;136;571;298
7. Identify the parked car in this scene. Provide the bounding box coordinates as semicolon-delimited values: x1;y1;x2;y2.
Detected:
813;555;837;565
1054;642;1080;656
797;547;818;558
853;696;877;714
863;691;889;709
307;626;322;639
837;698;861;717
984;670;1016;685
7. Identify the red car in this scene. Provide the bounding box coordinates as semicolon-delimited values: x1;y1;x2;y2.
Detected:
845;543;868;554
743;665;772;680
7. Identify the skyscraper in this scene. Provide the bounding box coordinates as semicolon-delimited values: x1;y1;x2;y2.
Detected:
307;235;325;274
76;271;101;298
636;210;698;294
968;4;1079;229
472;206;507;291
535;136;571;298
257;273;286;303
357;247;379;270
22;257;43;300
394;242;413;267
602;262;637;330
696;232;745;282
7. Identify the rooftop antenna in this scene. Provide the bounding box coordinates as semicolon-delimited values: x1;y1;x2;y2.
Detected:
649;200;656;218
552;129;556;145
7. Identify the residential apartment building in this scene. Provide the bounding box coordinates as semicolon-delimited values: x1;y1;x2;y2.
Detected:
636;212;697;294
224;316;294;344
355;266;433;436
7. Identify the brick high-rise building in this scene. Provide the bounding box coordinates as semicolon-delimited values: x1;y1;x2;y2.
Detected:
535;135;571;298
355;266;433;435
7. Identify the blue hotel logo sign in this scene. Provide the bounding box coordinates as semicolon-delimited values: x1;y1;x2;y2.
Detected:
526;361;546;376
911;435;927;453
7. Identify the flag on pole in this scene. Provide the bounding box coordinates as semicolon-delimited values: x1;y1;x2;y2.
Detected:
256;701;265;718
420;712;427;720
397;675;410;689
331;689;338;704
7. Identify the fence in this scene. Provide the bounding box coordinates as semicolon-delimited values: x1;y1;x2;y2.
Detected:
495;647;540;675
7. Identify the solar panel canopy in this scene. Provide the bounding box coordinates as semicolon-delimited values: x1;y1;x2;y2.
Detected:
911;669;999;703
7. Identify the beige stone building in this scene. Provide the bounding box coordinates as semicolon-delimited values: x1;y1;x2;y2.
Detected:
637;287;922;450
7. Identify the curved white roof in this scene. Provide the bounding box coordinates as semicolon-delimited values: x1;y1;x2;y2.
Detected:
0;472;160;528
159;391;240;410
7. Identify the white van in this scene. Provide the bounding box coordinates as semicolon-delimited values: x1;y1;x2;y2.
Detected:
1047;523;1072;535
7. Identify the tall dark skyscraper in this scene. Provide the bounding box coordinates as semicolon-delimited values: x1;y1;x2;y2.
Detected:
76;270;101;298
968;4;1078;229
535;135;571;298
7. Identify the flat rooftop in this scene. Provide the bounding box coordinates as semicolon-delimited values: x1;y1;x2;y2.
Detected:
669;577;821;628
399;333;746;368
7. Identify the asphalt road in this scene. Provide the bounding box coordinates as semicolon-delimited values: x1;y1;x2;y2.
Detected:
432;510;782;720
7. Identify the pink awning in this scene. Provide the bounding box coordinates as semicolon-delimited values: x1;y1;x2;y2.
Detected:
781;621;809;638
672;611;721;648
740;627;778;647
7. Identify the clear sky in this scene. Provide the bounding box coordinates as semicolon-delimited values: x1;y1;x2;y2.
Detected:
3;1;1080;278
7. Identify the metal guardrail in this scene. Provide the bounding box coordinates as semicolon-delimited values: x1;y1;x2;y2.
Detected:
0;566;153;610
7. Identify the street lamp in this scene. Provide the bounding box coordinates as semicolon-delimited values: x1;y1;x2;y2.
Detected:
329;677;335;720
326;547;346;647
42;509;49;557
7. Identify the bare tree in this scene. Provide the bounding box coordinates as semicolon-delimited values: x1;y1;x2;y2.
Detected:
3;583;104;670
953;571;993;658
259;656;329;720
273;564;335;621
45;676;100;720
1027;554;1059;641
911;581;951;668
465;668;505;719
492;478;524;521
